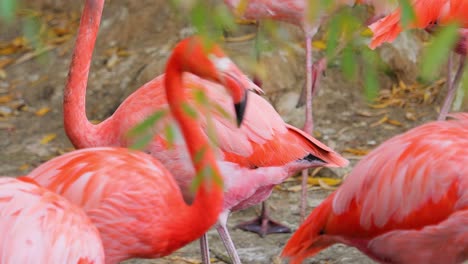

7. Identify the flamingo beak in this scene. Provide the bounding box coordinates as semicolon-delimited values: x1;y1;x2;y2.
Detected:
221;72;248;127
234;91;248;127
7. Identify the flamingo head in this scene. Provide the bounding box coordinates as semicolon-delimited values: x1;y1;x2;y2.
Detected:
169;36;249;126
282;198;335;264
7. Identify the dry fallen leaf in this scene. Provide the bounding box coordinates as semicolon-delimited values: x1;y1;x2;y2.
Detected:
40;133;57;144
343;148;370;156
312;40;326;50
18;164;30;171
313;130;322;138
0;58;14;69
0;106;13;117
283;185;302;192
386;118;403;126
0;69;6;79
106;54;119;69
308;177;342;187
35;107;51;116
0;95;12;104
405;111;417;121
370;115;388;127
318;179;339;190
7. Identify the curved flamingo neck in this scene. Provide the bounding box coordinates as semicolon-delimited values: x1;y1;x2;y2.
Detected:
164;55;224;237
64;0;112;148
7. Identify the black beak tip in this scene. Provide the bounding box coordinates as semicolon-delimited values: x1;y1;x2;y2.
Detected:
234;92;248;127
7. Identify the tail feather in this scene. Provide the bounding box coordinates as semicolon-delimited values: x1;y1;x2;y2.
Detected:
368;10;402;49
286;124;349;168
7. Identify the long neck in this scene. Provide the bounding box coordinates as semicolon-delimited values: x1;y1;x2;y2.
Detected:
164;59;224;238
64;0;107;148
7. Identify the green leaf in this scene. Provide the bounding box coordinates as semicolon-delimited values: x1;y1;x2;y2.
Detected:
341;45;356;80
364;67;379;101
190;164;223;193
193;89;209;105
181;102;198;119
0;0;17;23
193;146;208;165
362;49;379;101
126;110;167;138
212;4;236;33
164;123;176;149
212;101;232;120
130;133;153;150
399;0;416;27
326;16;340;59
421;23;459;81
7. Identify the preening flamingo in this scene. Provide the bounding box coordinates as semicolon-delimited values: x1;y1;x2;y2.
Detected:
64;1;348;263
29;34;251;263
282;113;468;264
368;0;468;121
0;177;104;264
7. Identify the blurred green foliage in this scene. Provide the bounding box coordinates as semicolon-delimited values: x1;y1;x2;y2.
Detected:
0;0;17;23
421;23;460;81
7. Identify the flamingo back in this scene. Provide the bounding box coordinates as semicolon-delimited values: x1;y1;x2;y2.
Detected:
0;177;104;264
332;119;468;229
369;0;449;49
27;147;215;263
283;117;468;263
114;74;347;191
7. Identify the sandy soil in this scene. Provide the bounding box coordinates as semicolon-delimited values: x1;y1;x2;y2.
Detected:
1;1;466;263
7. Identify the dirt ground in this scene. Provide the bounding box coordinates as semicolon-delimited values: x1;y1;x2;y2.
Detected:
1;1;466;264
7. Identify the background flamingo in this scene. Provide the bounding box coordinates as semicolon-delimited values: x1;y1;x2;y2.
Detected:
65;1;348;263
282;113;468;264
0;177;104;264
368;0;468;121
28;35;252;263
222;0;357;223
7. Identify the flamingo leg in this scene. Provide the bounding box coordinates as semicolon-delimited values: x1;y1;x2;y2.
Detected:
200;234;211;264
235;201;291;237
216;211;242;264
252;22;263;88
439;54;466;120
300;35;314;223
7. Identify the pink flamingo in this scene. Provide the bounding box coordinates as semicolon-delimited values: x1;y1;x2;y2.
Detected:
368;0;468;121
0;177;104;264
282;113;468;264
64;1;348;263
28;34;251;263
222;0;356;223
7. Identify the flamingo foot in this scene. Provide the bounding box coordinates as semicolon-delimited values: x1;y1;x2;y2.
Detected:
236;202;291;237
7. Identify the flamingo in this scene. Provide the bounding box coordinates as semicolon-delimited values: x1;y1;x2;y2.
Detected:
368;0;468;121
64;1;348;263
28;35;251;263
222;0;357;224
282;113;468;264
0;177;104;264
